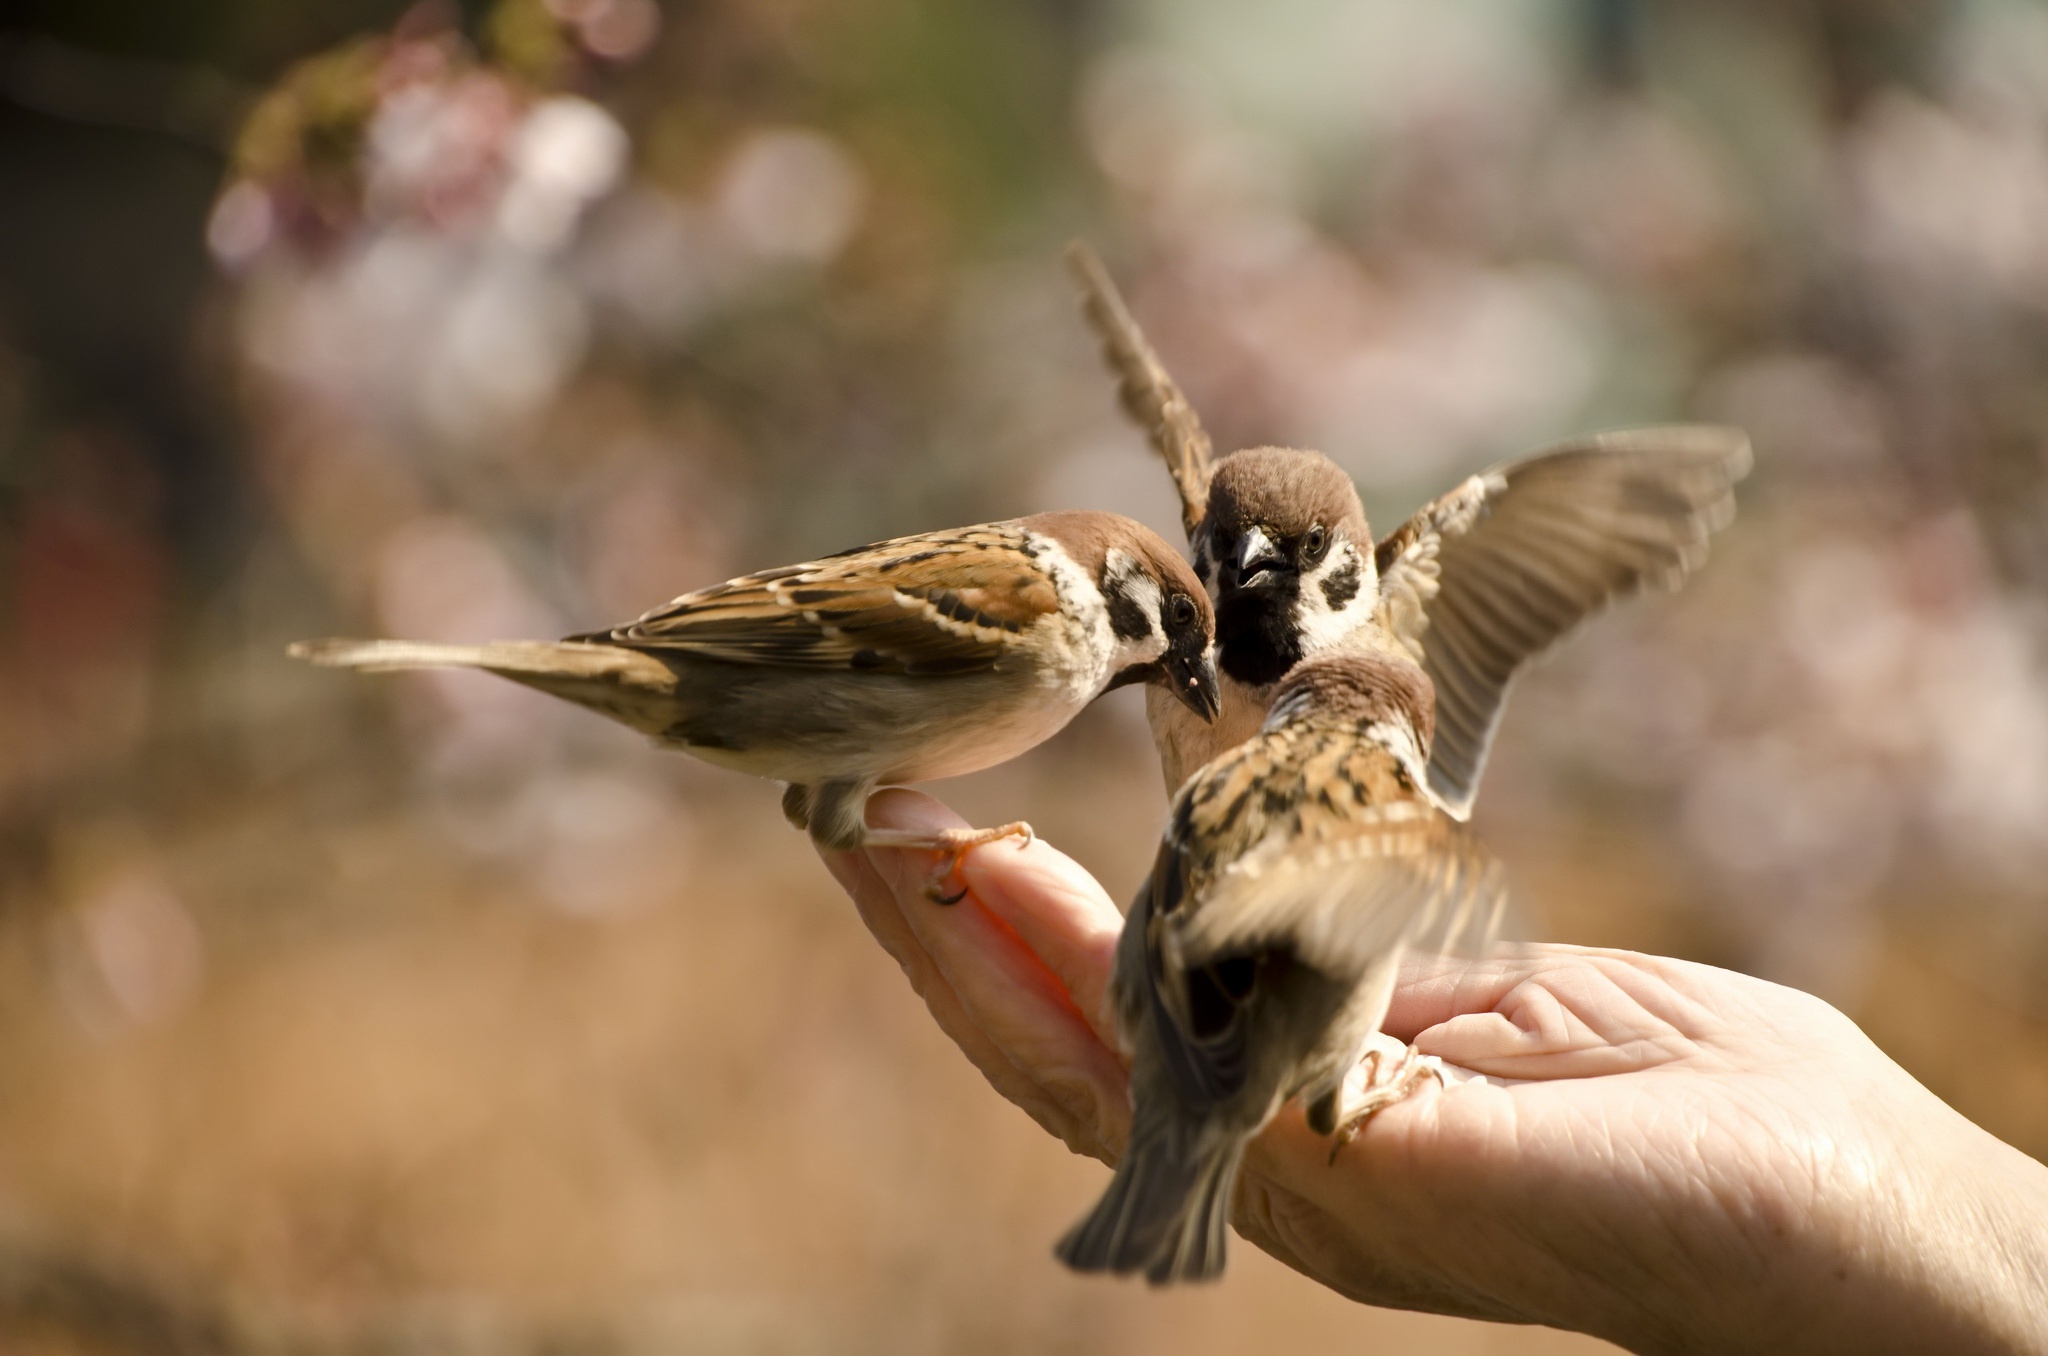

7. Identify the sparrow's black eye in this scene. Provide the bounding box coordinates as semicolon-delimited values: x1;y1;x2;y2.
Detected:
1168;593;1197;629
1300;525;1329;566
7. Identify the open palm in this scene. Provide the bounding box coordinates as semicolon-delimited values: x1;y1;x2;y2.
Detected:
822;791;2048;1355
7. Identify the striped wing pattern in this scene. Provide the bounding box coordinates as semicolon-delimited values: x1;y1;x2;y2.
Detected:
1374;426;1752;817
1133;719;1503;1110
1159;723;1502;976
1068;244;1215;538
576;524;1061;676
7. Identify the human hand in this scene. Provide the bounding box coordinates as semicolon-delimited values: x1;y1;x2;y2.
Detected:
821;791;2048;1355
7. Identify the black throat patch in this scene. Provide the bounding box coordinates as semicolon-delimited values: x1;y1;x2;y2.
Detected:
1216;579;1302;687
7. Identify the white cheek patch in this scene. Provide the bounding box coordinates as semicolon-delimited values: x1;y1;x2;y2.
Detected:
1294;541;1379;654
1024;531;1119;695
1102;548;1169;669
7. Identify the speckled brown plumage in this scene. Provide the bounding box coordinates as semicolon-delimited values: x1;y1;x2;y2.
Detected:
1069;248;1750;815
291;510;1220;878
1059;648;1503;1286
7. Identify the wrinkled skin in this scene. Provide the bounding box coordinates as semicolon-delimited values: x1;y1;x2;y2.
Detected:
822;791;2048;1356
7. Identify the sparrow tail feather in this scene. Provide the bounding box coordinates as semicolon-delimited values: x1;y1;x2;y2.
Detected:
288;638;680;731
1055;1110;1242;1286
1065;242;1213;538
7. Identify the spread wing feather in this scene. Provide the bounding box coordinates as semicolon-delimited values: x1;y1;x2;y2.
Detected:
1183;808;1504;975
573;524;1060;675
1374;426;1751;818
1068;242;1214;539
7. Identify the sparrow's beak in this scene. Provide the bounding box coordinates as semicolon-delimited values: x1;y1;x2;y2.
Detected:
1232;527;1286;592
1169;645;1223;723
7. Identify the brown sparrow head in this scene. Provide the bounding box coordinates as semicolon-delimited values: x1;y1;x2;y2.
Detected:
1056;647;1504;1285
292;510;1219;887
1068;244;1750;807
1197;447;1379;688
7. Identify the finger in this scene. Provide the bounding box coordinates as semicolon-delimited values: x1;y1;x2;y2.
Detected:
1386;945;1712;1078
858;790;1120;1032
862;791;1132;1156
820;844;930;978
1413;1011;1666;1079
957;825;1124;1048
821;840;1106;1154
1381;943;1603;1041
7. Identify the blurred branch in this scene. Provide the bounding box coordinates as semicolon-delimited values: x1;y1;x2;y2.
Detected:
0;32;250;153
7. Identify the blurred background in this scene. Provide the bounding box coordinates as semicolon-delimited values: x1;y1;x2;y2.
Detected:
3;0;2047;1350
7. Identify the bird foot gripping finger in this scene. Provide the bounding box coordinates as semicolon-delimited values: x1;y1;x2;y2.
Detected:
860;822;1036;904
1326;1040;1448;1163
924;821;1035;903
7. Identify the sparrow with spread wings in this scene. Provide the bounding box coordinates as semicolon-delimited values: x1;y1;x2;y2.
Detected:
293;510;1220;897
1067;245;1752;807
1058;646;1505;1285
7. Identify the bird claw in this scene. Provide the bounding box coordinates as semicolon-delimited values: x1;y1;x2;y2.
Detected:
928;868;970;905
1326;1039;1447;1164
855;821;1035;904
922;821;1034;904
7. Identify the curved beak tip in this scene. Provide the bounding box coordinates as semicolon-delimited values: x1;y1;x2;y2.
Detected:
1237;568;1281;593
1227;528;1287;594
1178;656;1223;722
1237;527;1281;568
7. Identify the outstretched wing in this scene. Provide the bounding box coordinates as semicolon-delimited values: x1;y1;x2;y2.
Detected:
1136;800;1502;1112
1132;721;1504;1112
573;524;1060;676
1374;426;1752;818
1068;242;1214;540
1181;804;1505;976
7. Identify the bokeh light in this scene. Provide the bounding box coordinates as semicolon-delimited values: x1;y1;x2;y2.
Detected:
2;0;2046;1351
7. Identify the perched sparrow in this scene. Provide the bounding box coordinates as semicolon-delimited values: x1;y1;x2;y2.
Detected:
1068;244;1751;809
292;511;1220;892
1056;647;1504;1285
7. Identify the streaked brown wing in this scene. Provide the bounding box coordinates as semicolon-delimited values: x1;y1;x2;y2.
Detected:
1180;804;1505;976
1135;721;1503;1109
1371;476;1493;661
1126;727;1295;1106
1375;426;1752;818
1068;242;1213;540
575;524;1060;676
1155;717;1424;916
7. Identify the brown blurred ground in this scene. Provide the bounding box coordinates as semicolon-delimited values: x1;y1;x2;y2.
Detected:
3;0;2047;1351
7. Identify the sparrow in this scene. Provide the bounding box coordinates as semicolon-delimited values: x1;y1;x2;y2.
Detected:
1067;243;1752;809
292;511;1221;894
1056;646;1505;1285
